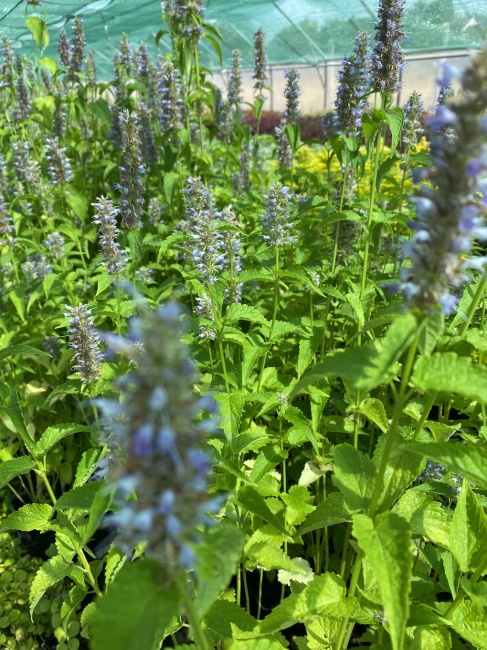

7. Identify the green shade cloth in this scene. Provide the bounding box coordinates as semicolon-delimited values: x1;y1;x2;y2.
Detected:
3;0;486;76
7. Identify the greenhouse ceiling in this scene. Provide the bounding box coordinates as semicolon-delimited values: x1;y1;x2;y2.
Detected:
2;0;486;76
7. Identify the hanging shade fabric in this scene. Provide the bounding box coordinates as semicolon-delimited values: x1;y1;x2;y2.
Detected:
2;0;486;77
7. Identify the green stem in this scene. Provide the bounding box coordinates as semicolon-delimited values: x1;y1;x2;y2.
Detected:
177;577;211;650
459;273;487;336
258;247;280;390
411;391;437;442
333;551;364;650
331;148;350;274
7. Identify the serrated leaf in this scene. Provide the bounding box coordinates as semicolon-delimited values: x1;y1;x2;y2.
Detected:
214;391;244;445
90;560;180;650
356;398;389;433
446;600;487;648
0;344;50;362
39;57;58;74
96;274;114;297
247;573;347;636
73;449;99;487
393;491;451;548
25;16;49;50
157;231;186;262
385;107;404;153
412;352;487;404
353;513;412;650
0;504;54;533
105;546;127;586
278;558;314;586
373;436;424;511
195;524;245;619
281;485;315;526
450;481;487;573
225;303;269;327
230;640;285;650
241;341;266;387
297;492;356;536
0;456;35;489
282;407;319;454
332;444;376;511
406;441;487;489
30;555;72;617
60;586;86;624
203;600;256;640
55;482;102;510
292;312;418;396
163;171;179;205
235;487;290;538
37;423;91;456
376;156;398;193
418;310;444;356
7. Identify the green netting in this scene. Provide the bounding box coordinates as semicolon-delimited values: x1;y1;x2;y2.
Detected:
2;0;487;77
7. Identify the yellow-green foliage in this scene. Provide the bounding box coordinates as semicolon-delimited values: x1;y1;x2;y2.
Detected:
294;138;430;204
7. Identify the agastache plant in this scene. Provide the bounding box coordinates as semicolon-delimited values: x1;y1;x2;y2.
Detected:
253;28;269;101
64;303;103;383
44;137;72;186
100;303;222;574
92;196;127;274
397;51;487;314
263;183;296;247
117;110;146;229
334;32;370;137
228;49;242;114
157;60;183;141
283;67;301;124
401;91;424;150
371;0;406;95
181;176;226;283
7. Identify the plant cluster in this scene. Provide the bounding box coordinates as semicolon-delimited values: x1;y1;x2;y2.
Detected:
0;1;486;650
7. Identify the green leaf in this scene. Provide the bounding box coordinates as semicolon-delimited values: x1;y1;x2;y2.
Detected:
405;441;487;489
373;436;424;512
332;444;376;511
0;456;36;490
412;353;487;403
241;341;266;386
277;558;314;586
282;407;319;455
83;483;113;544
96;274;114;297
37;423;90;456
362;113;380;153
61;586;86;625
235;487;290;538
292;312;418;396
356;398;389;433
0;344;50;362
247;573;348;636
385;107;404;153
418;310;444;356
297;492;356;536
0;390;39;455
163;171;179;206
55;482;102;510
30;555;72;617
393;491;451;548
66;188;88;219
225;303;269;328
376;156;398;193
285;123;300;155
90;560;180;650
39;57;58;74
215;391;245;446
353;513;412;650
105;546;127;586
157;231;186;262
89;99;112;127
446;600;487;648
195;524;245;619
450;481;487;573
0;504;53;533
128;231;143;267
25;16;49;50
230;640;285;650
73;449;99;487
203;600;256;641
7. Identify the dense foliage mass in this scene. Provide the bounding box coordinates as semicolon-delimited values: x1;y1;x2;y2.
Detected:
0;1;487;649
